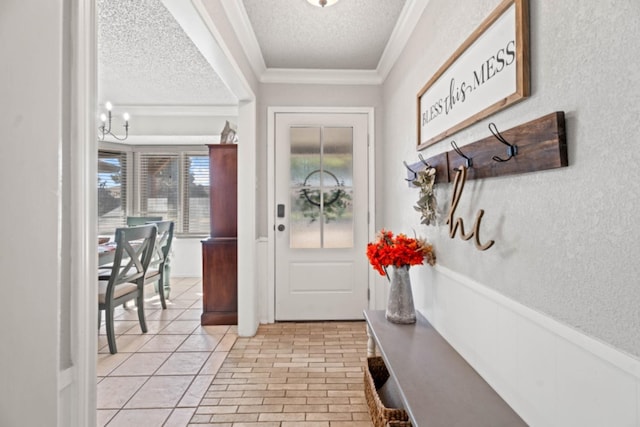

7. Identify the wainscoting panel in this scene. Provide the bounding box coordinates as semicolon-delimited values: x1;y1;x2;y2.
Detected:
555;336;637;426
256;238;269;324
422;266;640;426
171;237;204;277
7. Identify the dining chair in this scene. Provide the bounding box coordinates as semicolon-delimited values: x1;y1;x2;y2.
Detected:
144;220;175;309
99;216;163;297
98;224;157;354
126;215;163;226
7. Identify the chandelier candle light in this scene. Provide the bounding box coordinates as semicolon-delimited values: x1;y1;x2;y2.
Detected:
367;229;436;323
99;101;130;141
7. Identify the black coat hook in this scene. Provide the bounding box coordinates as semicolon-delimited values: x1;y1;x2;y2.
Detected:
489;122;518;162
403;161;418;181
451;140;473;169
418;153;433;170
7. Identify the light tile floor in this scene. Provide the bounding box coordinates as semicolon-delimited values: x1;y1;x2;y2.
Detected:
97;277;373;427
97;277;236;426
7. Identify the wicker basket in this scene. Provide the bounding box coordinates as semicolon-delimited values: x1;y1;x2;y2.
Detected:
364;357;411;427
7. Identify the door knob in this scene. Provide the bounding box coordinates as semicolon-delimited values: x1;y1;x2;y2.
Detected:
277;224;285;232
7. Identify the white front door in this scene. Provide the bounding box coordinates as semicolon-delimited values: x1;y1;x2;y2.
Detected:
274;113;369;320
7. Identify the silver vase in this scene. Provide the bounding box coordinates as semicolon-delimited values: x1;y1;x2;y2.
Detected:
385;265;416;324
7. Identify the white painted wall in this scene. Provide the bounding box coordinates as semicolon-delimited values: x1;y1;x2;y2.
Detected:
126;114;233;138
170;238;204;277
0;0;66;425
97;111;238;146
381;0;640;424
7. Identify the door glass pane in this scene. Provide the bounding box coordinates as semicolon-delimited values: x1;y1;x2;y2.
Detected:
290;188;321;248
290;127;321;248
289;126;354;249
322;127;353;248
323;187;353;248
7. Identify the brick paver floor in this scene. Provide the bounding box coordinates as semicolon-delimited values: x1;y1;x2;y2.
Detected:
190;321;373;427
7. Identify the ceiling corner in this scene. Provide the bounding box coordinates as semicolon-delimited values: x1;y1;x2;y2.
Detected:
221;0;426;86
220;0;267;80
377;0;431;81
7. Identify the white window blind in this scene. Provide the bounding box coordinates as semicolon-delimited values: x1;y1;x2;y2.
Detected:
98;150;127;234
139;154;180;226
138;152;210;235
183;154;210;234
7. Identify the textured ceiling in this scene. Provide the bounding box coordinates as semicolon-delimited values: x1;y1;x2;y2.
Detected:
97;0;409;110
242;0;407;70
97;0;237;107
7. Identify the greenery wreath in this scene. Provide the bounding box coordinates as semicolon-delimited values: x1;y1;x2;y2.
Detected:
297;169;352;223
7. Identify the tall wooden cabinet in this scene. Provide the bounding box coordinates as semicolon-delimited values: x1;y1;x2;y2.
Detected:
201;144;237;325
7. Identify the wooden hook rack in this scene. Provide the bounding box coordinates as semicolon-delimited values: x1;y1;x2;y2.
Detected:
404;152;449;186
405;111;567;185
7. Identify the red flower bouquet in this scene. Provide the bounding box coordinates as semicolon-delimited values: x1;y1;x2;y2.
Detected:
366;229;436;278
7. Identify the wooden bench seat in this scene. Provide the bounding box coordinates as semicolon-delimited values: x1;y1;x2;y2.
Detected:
364;310;527;427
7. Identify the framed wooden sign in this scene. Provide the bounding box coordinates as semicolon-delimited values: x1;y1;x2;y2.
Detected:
417;0;529;150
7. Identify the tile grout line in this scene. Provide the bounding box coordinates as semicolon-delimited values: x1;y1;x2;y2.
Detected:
99;280;207;425
100;283;189;423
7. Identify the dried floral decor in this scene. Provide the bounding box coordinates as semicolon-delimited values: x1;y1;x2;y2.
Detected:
412;167;437;225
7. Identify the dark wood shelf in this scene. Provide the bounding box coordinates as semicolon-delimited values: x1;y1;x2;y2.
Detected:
201;237;237;325
364;310;526;427
406;111;567;185
201;145;237;325
208;145;237;238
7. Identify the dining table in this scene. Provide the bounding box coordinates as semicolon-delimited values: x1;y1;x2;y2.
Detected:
98;241;117;267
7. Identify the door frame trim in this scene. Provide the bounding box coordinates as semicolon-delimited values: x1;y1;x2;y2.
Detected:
266;107;376;323
67;0;97;424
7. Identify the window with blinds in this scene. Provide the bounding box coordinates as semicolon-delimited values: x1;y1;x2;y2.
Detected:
138;152;210;235
99;149;209;236
98;151;127;234
183;154;210;234
139;154;180;225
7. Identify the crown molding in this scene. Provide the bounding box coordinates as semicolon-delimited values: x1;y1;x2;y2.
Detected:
260;68;383;85
376;0;431;80
223;0;430;85
219;0;267;80
106;105;239;117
